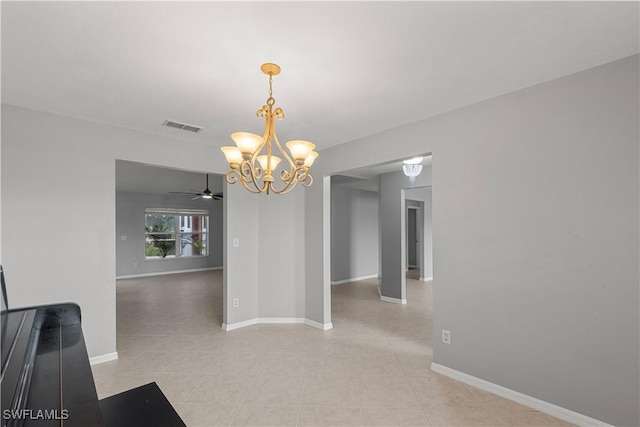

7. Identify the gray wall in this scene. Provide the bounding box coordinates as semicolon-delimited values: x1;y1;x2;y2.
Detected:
1;104;227;358
257;190;306;319
115;190;223;277
315;55;639;426
223;183;259;326
431;56;639;426
420;189;433;280
330;184;379;283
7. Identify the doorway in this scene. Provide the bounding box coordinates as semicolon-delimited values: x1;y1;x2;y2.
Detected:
404;186;433;283
407;206;419;269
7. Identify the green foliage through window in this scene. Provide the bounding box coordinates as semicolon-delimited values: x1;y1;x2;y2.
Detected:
144;209;208;259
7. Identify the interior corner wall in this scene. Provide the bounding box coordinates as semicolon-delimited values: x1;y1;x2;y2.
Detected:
330;185;379;283
1;104;226;358
318;55;639;426
257;188;305;319
304;174;331;325
115;191;223;277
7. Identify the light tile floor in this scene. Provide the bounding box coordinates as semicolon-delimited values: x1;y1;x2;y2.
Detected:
92;270;574;427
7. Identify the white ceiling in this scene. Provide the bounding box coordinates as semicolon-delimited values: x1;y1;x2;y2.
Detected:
2;1;638;155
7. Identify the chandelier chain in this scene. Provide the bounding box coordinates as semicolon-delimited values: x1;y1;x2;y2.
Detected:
267;74;275;107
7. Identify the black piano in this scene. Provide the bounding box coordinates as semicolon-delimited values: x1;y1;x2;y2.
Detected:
1;266;185;427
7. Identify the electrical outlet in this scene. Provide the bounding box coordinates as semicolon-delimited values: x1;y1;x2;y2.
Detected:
442;329;451;344
233;298;239;308
233;238;240;247
133;262;138;268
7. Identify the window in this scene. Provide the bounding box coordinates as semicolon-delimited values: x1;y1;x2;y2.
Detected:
145;208;209;259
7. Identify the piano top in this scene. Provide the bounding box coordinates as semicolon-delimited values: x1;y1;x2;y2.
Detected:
1;304;103;427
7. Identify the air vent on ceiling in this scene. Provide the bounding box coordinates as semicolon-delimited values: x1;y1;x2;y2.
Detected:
162;119;203;133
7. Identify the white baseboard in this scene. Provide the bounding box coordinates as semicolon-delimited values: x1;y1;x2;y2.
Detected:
380;295;407;304
331;274;378;285
117;266;222;280
222;318;258;331
419;276;433;282
377;286;407;304
223;317;332;331
89;352;118;366
257;317;305;324
430;363;613;427
305;319;333;330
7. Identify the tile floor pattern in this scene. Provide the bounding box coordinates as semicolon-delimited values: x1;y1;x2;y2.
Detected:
92;270;574;427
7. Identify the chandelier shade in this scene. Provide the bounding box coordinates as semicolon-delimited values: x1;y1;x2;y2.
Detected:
220;146;243;166
231;132;263;155
257;155;282;174
220;63;318;195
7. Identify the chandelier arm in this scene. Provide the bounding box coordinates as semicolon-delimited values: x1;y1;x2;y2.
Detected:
273;107;285;120
225;168;267;195
238;177;264;194
237;164;266;195
272;178;296;195
265;118;273;172
270;171;310;194
225;170;240;185
300;171;314;187
254;107;270;163
278;166;292;184
272;132;296;173
270;181;297;195
240;159;263;191
271;165;308;195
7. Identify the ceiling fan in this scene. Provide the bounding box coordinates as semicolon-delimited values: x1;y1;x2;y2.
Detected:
169;174;223;200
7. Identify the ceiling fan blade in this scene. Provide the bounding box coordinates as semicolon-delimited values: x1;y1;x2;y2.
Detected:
169;191;199;196
191;195;203;200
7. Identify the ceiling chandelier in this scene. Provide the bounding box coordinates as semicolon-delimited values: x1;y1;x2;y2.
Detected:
220;63;318;195
402;157;423;177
